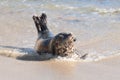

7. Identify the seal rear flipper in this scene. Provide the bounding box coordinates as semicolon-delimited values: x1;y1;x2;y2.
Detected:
39;13;49;32
32;15;41;34
33;13;49;34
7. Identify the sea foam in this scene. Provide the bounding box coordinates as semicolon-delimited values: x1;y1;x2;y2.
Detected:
0;47;119;62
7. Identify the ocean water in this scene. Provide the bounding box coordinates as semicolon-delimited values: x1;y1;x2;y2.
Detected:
0;0;120;61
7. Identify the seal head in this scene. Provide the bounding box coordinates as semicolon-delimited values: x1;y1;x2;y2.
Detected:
52;32;76;57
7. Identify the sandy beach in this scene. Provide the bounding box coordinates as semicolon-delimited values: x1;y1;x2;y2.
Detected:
0;56;120;80
0;0;120;80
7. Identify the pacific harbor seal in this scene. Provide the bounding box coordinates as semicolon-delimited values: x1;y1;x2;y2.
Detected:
33;13;76;57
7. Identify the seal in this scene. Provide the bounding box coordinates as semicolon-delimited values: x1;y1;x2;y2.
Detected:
33;13;76;57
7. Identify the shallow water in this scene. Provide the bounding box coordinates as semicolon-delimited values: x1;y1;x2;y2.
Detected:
0;0;120;61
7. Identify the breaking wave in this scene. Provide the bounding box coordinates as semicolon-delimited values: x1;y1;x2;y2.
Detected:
94;8;120;14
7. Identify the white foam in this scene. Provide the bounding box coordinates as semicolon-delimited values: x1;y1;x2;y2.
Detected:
54;53;80;62
55;4;78;10
0;47;120;62
81;50;120;62
95;8;120;14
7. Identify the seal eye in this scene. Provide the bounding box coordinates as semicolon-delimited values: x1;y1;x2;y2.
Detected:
68;33;72;36
59;35;64;40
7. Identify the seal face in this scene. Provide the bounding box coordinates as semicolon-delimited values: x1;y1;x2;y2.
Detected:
52;33;76;57
33;13;76;57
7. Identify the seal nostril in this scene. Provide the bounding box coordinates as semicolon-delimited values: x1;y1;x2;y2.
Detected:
73;38;76;42
64;54;68;56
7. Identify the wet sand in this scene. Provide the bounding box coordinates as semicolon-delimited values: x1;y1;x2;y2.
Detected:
0;56;120;80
